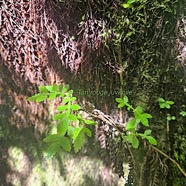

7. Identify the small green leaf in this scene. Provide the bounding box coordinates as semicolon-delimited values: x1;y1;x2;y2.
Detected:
57;118;69;136
165;103;171;109
122;3;130;8
70;97;77;101
27;94;42;101
144;129;152;136
84;119;96;125
71;104;81;111
39;86;48;93
167;116;172;121
53;113;66;120
142;113;152;119
57;105;68;111
160;103;166;108
43;134;60;143
45;141;60;159
82;127;92;137
127;0;136;4
63;97;69;104
49;93;57;100
73;131;85;153
68;114;77;121
158;98;165;103
72;127;83;141
67;126;75;137
126;118;136;130
123;96;128;104
52;84;59;92
118;103;125;108
132;136;139;149
36;95;47;102
134;106;143;114
171;116;176;120
45;86;53;92
146;136;157;145
166;101;174;105
140;116;149;126
180;111;186;117
59;136;71;152
115;98;124;104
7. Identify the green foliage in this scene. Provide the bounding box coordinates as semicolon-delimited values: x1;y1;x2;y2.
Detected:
158;97;174;109
116;96;157;148
28;84;96;159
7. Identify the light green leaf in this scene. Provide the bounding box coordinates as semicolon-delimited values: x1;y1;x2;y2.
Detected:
123;96;128;104
49;93;57;100
180;111;186;117
36;95;48;102
82;127;92;137
171;116;176;120
71;104;81;111
126;118;136;130
84;119;96;125
43;134;60;143
122;3;130;8
118;103;125;108
59;136;71;152
73;131;85;153
45;86;53;92
166;101;174;105
63;97;69;104
158;98;165;103
67;126;75;137
57;105;68;111
39;86;48;93
52;84;59;92
132;136;139;149
115;98;124;104
165;103;171;109
72;127;83;141
27;94;42;101
142;113;152;119
57;118;69;136
53;113;67;120
127;0;136;4
140;116;149;126
70;97;77;101
134;106;143;114
146;136;157;145
144;129;152;136
167;116;172;121
68;114;77;121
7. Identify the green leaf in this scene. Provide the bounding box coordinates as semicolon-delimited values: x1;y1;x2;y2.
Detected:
59;136;71;152
68;114;77;121
63;97;69;104
36;94;48;102
122;3;130;8
160;103;166;108
171;116;176;120
45;141;60;159
118;103;125;108
167;116;172;121
57;105;68;111
115;98;124;104
165;103;171;109
67;126;75;137
71;104;81;111
27;94;42;101
43;134;60;143
132;136;139;149
134;106;143;114
73;130;85;153
123;96;129;104
70;97;77;102
84;119;96;125
140;115;149;126
146;136;157;145
166;101;174;105
45;86;53;92
142;113;152;119
144;129;152;136
127;0;136;4
158;98;165;103
126;118;136;130
39;86;48;93
57;118;69;136
180;111;186;117
49;93;57;100
53;113;67;120
81;127;92;137
52;84;59;92
72;127;83;141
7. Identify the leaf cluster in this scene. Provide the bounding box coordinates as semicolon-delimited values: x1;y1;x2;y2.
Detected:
28;84;96;159
116;96;157;148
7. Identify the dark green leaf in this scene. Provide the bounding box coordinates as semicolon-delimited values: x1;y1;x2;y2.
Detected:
45;141;60;159
82;127;92;137
43;134;60;143
57;118;69;136
59;137;71;152
71;104;81;111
